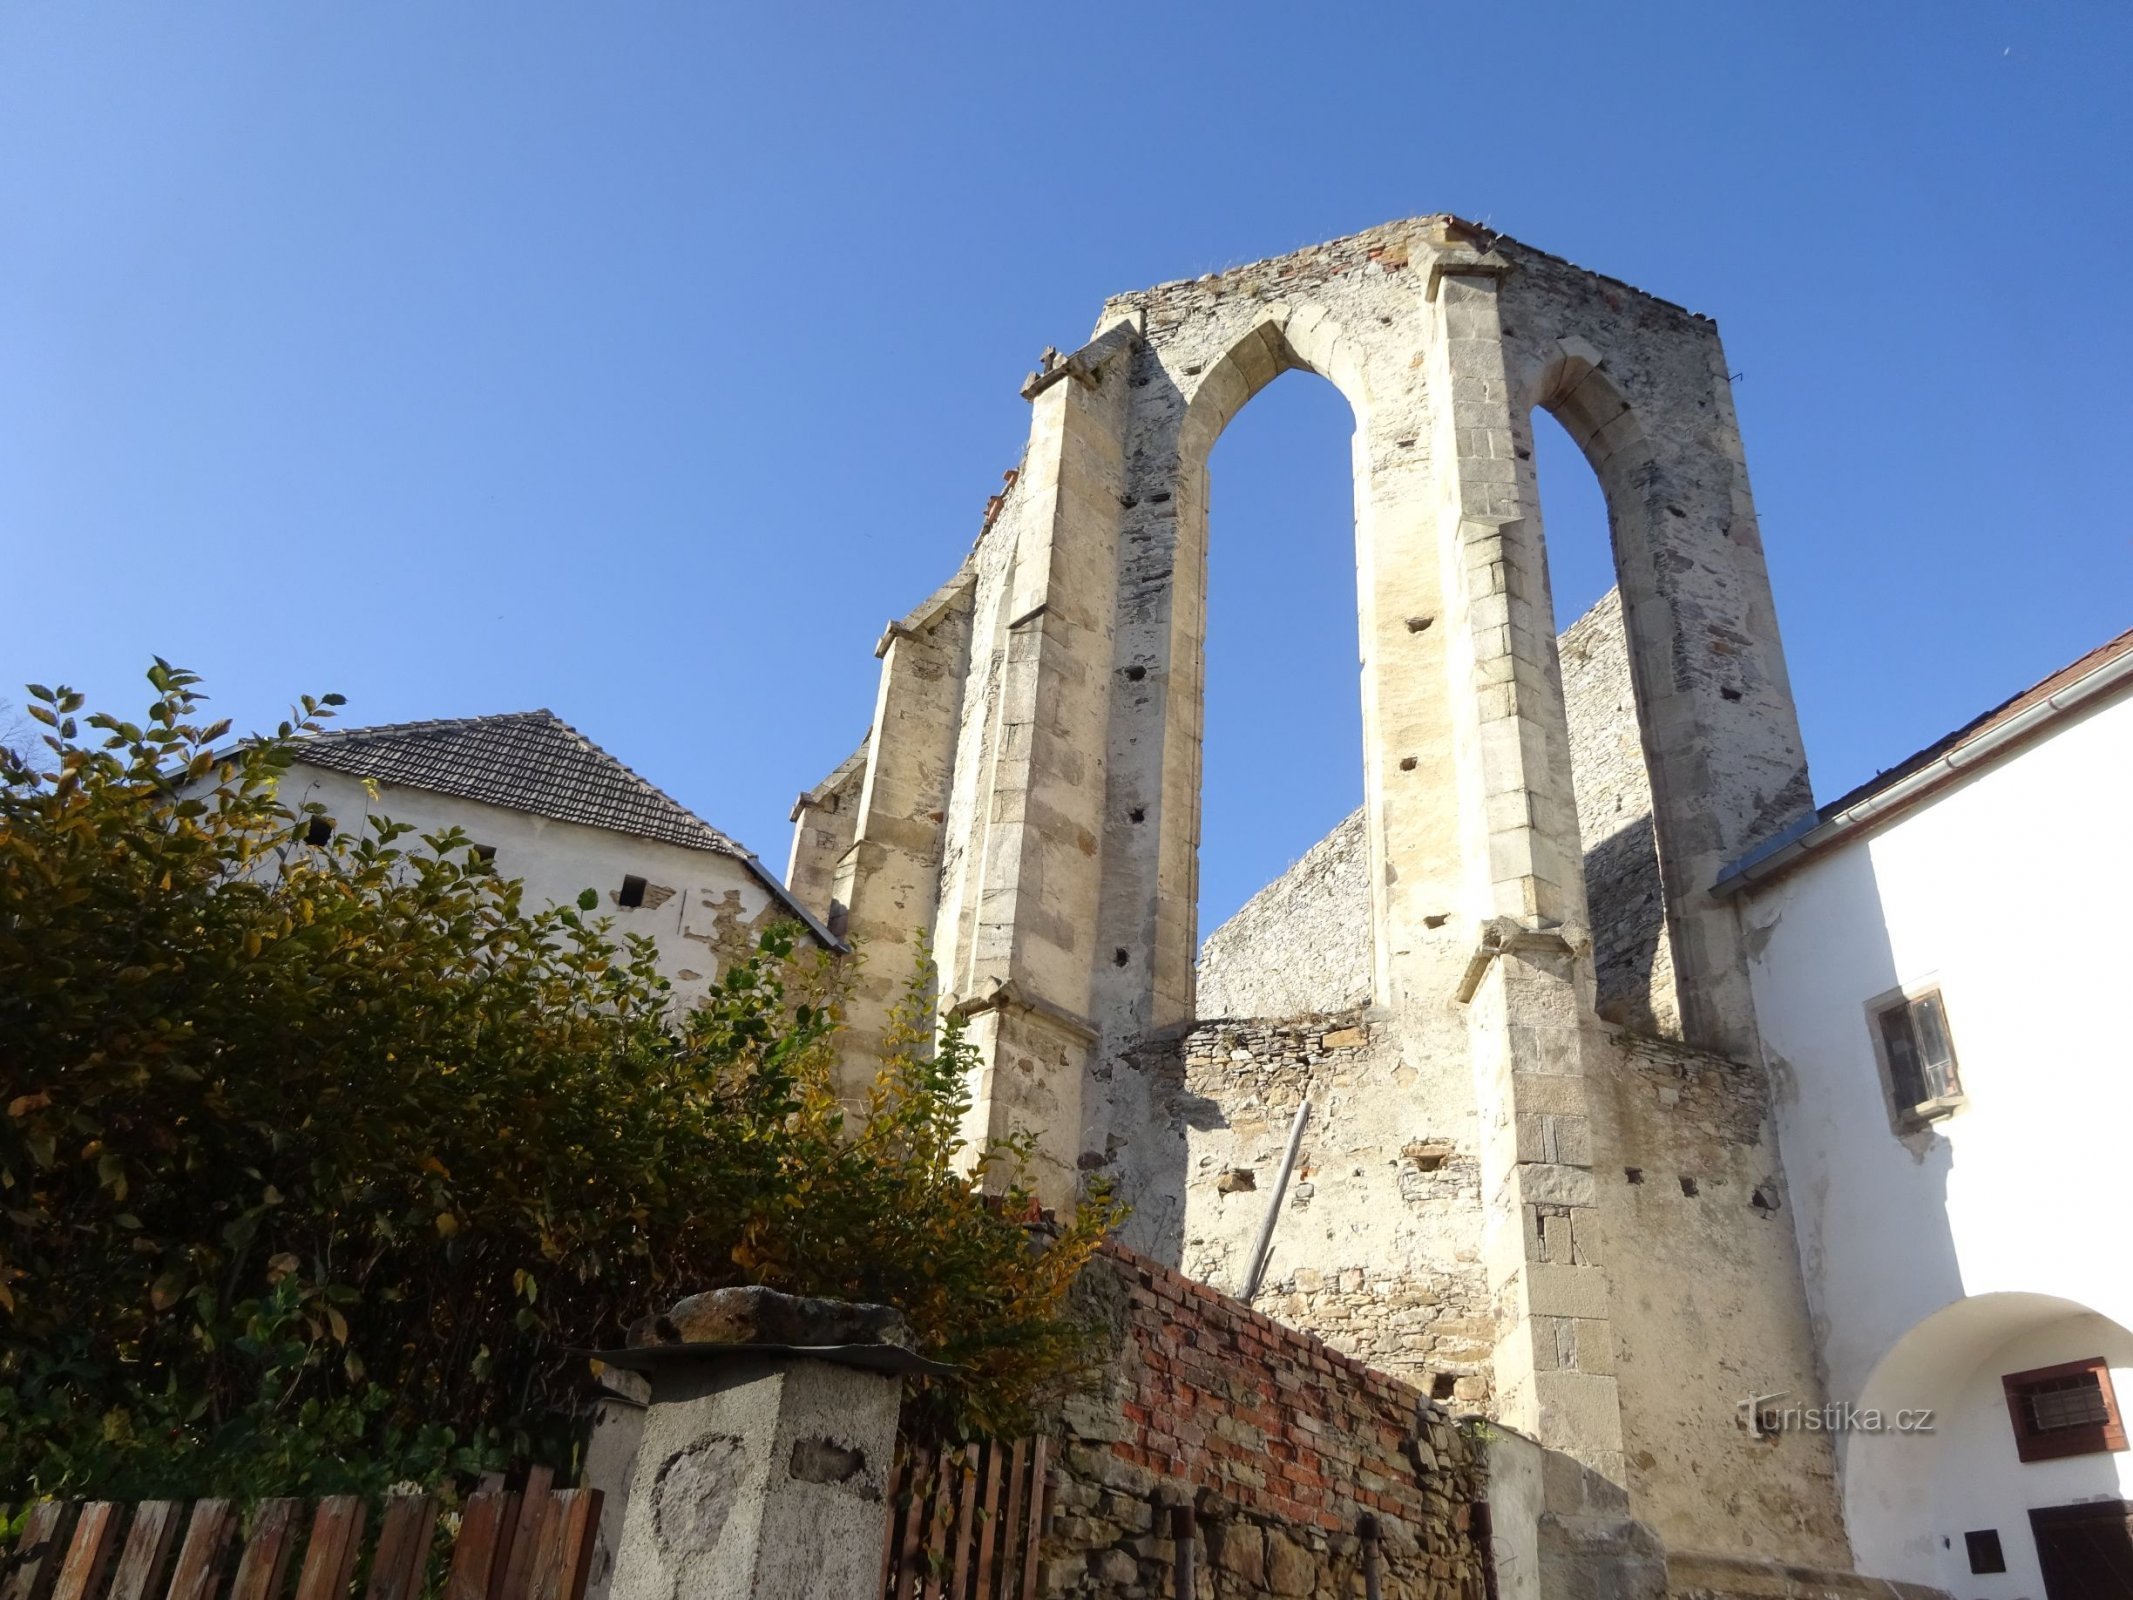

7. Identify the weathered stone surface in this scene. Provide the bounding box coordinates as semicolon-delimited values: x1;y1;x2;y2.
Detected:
634;1285;916;1352
787;216;1858;1588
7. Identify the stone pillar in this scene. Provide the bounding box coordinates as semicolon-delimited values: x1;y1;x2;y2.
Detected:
605;1288;919;1600
1429;256;1659;1593
785;746;866;931
949;326;1135;1210
831;580;973;1097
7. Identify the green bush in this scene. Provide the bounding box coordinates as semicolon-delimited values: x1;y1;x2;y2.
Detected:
0;664;1116;1500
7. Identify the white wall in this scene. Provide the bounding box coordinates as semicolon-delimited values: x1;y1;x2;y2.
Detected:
1739;688;2133;1583
1924;1316;2133;1597
279;764;788;1014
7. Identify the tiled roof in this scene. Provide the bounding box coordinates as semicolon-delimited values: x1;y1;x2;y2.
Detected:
1815;624;2133;817
293;710;749;857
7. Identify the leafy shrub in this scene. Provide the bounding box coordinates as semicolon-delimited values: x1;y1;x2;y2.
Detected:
0;664;1117;1499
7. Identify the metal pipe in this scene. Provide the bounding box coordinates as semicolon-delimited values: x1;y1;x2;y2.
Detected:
1360;1513;1382;1600
1170;1505;1194;1597
1241;1097;1311;1300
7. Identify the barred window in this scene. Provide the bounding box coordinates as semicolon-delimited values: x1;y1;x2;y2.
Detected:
2003;1359;2126;1463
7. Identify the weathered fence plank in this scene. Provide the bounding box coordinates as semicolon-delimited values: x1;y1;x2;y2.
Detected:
1017;1438;1046;1600
5;1483;600;1600
2;1501;75;1600
105;1502;181;1600
970;1444;1002;1600
523;1491;599;1600
162;1502;237;1600
292;1497;365;1600
49;1505;123;1600
491;1466;553;1600
945;1446;977;1600
445;1491;514;1600
227;1500;302;1600
362;1497;438;1600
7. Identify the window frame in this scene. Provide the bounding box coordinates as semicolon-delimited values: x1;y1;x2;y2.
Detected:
1863;980;1966;1132
2001;1357;2127;1463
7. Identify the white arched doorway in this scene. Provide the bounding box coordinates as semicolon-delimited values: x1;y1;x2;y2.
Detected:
1848;1292;2133;1597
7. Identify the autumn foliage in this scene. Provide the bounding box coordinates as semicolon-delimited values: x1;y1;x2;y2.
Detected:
0;665;1116;1499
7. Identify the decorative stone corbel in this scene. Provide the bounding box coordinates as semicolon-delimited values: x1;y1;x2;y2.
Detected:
1452;916;1588;1005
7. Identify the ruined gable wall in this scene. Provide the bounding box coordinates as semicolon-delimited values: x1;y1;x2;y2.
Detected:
1192;593;1669;1032
1194;809;1371;1020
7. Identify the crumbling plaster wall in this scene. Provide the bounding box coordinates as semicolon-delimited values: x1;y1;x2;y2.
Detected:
1111;1015;1493;1403
1591;1030;1849;1567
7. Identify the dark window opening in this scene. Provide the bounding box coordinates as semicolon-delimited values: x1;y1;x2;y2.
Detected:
1430;1372;1458;1401
472;844;497;867
619;875;648;909
1964;1529;2006;1574
2004;1358;2127;1463
304;817;333;847
1874;988;1962;1122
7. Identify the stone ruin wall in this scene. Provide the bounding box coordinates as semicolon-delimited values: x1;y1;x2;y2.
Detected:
1174;609;1849;1563
1189;586;1673;1036
1592;1031;1851;1567
1041;1240;1488;1600
1193;809;1371;1021
1559;588;1680;1036
1113;1015;1493;1407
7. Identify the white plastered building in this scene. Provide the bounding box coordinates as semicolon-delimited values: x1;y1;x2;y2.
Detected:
1724;626;2133;1599
279;710;832;1013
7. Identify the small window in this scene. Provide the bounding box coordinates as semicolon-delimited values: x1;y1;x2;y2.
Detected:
1869;986;1963;1125
304;817;333;847
618;875;648;909
1963;1529;2006;1574
472;844;497;868
2002;1358;2127;1463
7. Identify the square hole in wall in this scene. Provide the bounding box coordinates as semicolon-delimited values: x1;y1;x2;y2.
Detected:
304;817;332;847
1963;1528;2005;1574
619;875;648;909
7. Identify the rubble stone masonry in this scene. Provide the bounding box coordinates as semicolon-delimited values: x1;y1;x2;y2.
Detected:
1041;1240;1488;1599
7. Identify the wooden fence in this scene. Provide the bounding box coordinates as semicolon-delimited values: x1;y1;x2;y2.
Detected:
1;1471;601;1600
879;1438;1049;1600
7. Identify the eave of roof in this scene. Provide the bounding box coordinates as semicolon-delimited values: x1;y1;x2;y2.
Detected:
1717;624;2133;895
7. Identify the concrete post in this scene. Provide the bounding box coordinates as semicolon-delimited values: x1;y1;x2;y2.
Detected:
604;1288;923;1600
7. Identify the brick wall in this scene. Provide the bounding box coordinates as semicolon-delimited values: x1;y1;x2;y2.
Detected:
1041;1240;1488;1598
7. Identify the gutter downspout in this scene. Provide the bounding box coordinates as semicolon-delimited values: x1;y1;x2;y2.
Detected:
1714;646;2133;896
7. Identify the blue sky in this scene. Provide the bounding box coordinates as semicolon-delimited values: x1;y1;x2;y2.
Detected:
4;4;2128;933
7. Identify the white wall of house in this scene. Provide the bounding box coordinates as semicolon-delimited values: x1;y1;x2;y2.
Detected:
1737;687;2133;1589
280;763;790;1014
